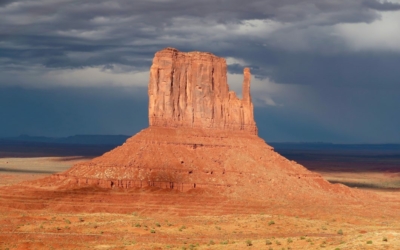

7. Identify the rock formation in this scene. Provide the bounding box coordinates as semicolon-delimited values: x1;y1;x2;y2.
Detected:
148;48;257;134
40;48;358;201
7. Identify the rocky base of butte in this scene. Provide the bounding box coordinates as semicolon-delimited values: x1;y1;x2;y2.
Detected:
35;48;367;202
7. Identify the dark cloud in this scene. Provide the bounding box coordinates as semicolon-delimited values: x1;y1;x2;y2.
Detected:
0;0;397;70
225;46;400;88
0;86;148;137
364;0;400;11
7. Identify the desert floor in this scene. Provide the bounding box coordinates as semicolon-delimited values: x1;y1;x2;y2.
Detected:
0;155;399;250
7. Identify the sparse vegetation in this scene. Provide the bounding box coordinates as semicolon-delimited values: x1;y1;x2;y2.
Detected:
246;240;252;246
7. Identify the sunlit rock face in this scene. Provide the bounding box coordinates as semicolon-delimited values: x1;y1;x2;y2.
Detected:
148;48;257;134
42;48;360;204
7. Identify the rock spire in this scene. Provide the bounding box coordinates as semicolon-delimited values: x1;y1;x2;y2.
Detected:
148;47;257;134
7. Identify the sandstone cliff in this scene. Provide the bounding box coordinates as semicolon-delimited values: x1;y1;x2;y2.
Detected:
33;48;361;203
148;48;257;134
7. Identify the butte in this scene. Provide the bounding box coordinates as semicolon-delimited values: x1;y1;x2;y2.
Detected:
3;48;400;250
38;47;366;203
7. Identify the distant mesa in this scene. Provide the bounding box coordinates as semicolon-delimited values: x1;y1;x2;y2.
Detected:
41;48;361;201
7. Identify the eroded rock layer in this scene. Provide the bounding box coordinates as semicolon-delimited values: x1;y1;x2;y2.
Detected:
34;48;363;202
148;48;257;134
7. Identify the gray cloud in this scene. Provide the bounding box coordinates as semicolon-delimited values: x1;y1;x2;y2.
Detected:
0;0;397;71
364;0;400;11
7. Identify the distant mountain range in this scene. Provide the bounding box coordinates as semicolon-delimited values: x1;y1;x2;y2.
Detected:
0;134;131;145
270;142;400;151
1;135;399;150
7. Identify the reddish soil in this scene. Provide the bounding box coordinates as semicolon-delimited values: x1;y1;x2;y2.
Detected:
0;181;399;249
0;141;399;249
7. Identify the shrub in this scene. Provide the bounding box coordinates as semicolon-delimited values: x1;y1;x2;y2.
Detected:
246;240;252;246
300;236;306;240
366;240;372;244
155;222;161;227
150;229;156;234
276;240;281;245
383;237;388;242
209;240;215;245
134;223;141;227
287;238;293;243
265;240;272;245
337;229;343;235
268;220;275;226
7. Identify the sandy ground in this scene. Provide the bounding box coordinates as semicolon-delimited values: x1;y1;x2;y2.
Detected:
0;157;91;186
0;157;399;250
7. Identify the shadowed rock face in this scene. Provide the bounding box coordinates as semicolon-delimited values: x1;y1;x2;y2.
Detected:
148;48;257;134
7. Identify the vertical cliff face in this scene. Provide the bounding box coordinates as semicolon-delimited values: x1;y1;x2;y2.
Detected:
148;47;257;134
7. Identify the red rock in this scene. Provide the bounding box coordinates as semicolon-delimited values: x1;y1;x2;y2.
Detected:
148;48;257;134
34;48;364;202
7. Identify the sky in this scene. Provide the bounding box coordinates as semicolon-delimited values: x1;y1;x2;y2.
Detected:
1;0;400;143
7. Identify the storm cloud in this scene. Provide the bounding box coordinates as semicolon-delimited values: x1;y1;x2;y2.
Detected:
1;0;400;142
